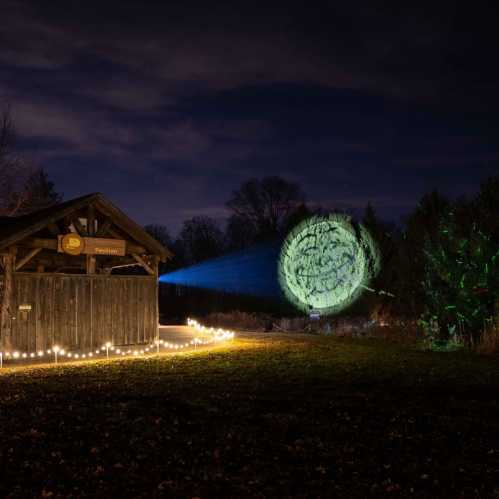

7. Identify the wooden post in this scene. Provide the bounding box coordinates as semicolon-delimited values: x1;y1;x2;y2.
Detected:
153;256;159;345
87;205;95;236
86;255;96;275
1;247;16;351
86;205;96;274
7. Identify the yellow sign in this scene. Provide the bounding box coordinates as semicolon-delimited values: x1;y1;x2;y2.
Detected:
60;233;85;255
85;238;126;256
58;235;125;256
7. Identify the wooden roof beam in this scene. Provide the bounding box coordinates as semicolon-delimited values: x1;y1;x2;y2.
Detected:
96;218;112;237
15;248;42;271
131;253;155;276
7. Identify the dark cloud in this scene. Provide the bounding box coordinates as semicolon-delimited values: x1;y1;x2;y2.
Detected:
1;0;498;232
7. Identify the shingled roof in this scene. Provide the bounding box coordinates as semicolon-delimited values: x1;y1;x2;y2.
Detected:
0;193;172;260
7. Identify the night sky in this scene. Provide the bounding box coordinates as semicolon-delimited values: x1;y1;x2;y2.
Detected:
2;1;498;234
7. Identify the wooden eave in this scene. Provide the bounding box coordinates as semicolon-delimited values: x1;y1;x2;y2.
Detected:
0;193;172;261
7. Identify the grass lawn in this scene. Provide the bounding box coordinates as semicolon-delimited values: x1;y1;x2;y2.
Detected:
1;333;499;498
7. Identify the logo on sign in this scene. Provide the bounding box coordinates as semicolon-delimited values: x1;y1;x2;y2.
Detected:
61;233;85;255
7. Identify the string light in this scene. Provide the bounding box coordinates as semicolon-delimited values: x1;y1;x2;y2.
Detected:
0;318;235;368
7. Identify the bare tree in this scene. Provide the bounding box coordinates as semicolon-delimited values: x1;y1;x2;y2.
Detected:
21;168;62;213
144;224;173;249
0;105;61;216
178;216;224;264
226;176;305;240
225;213;258;251
0;106;34;216
0;105;15;155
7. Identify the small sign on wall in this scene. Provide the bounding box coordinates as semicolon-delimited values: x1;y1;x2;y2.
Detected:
19;304;32;311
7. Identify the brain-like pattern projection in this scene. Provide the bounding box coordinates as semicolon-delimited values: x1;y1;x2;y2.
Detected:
278;215;380;315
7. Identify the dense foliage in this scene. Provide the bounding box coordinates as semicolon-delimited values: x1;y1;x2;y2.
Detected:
421;204;499;346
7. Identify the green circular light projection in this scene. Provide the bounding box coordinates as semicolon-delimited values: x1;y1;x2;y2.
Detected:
278;214;380;315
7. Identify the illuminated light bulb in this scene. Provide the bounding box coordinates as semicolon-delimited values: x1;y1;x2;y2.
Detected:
53;345;60;353
82;354;86;358
47;349;52;354
30;352;35;358
5;352;11;357
95;350;100;354
38;351;43;357
106;342;112;348
75;354;79;359
116;349;120;354
13;352;19;358
60;349;65;355
22;353;27;358
133;350;138;356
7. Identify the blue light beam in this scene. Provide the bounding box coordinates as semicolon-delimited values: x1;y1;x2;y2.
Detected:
159;243;282;298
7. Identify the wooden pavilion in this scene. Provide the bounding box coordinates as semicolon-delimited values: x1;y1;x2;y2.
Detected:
0;193;171;353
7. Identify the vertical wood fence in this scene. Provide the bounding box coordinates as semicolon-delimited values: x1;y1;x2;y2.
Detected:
1;273;157;351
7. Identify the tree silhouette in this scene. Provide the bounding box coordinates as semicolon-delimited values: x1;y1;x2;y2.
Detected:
226;176;305;242
178;216;224;264
1;106;62;215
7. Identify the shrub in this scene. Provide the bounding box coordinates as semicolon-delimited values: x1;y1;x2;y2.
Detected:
475;320;499;355
421;210;499;346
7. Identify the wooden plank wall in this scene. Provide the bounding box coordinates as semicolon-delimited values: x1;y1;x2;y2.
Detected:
2;273;157;351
